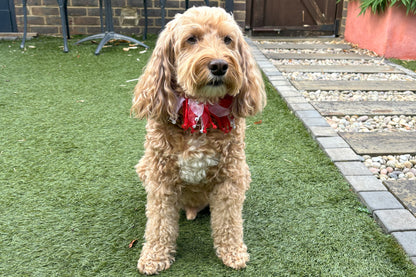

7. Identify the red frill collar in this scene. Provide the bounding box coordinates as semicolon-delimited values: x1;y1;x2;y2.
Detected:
171;95;235;134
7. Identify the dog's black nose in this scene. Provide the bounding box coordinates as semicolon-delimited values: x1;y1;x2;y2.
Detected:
208;59;228;76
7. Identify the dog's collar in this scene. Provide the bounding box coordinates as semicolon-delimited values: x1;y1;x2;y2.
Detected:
170;95;235;134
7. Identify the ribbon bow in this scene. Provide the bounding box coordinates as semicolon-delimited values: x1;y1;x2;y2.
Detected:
172;95;234;133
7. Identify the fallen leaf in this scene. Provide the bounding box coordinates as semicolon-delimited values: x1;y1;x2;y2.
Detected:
123;47;130;52
254;120;262;125
129;239;137;248
126;78;139;83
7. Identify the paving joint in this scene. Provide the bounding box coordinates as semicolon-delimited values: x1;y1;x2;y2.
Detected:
246;37;416;265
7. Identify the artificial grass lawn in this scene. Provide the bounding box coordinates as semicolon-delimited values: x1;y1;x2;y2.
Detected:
390;59;416;72
1;36;416;276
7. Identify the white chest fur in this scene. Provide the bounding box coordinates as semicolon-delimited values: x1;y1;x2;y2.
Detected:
177;138;220;184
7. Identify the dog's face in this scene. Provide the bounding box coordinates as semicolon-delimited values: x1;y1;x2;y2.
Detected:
173;9;243;101
133;7;265;122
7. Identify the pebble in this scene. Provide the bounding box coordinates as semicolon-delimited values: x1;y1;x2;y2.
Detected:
284;72;415;81
303;90;416;102
326;115;416;132
363;154;416;180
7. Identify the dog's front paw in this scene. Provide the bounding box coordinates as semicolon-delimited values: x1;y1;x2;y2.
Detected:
216;244;249;270
137;244;175;275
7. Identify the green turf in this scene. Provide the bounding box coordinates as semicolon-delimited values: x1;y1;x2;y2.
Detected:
390;59;416;72
1;36;416;276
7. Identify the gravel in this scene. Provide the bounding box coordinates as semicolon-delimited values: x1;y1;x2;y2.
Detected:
272;59;385;66
284;72;415;81
257;39;416;181
303;90;416;101
362;154;416;181
326;115;416;132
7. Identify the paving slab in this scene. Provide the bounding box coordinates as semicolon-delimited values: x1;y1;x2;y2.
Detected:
300;116;330;127
392;231;416;256
266;52;373;60
374;209;416;233
258;43;352;50
358;191;404;212
335;161;373;176
291;80;416;91
284;96;309;104
312;101;416;116
276;64;404;73
324;148;361;162
295;110;322;118
317;137;350;149
276;87;303;97
306;126;338;138
384;180;416;216
345;175;387;192
289;103;316;111
339;132;416;155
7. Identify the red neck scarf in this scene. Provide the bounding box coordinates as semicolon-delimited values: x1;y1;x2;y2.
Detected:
172;95;234;134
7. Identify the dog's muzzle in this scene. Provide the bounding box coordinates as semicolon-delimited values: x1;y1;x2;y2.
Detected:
208;59;228;76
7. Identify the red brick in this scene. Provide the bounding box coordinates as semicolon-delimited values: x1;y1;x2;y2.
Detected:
87;7;102;16
27;0;42;5
69;26;87;35
167;9;184;18
71;0;98;7
31;7;59;16
30;25;59;34
127;0;144;7
67;8;87;16
27;16;45;25
45;16;63;25
43;0;58;5
73;16;101;25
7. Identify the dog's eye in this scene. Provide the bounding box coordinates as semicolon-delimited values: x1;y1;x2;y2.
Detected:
224;36;232;45
186;36;197;44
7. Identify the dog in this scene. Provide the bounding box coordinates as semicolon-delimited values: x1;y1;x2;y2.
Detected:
132;6;266;275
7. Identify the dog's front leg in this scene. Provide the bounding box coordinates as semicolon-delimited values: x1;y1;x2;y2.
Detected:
210;176;250;270
138;181;180;275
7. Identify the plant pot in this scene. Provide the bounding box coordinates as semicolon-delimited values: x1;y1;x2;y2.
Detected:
344;0;416;60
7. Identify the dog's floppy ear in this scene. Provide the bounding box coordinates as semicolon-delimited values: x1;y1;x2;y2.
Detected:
232;36;266;118
132;22;178;122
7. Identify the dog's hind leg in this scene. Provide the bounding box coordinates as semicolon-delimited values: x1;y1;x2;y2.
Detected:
180;187;209;220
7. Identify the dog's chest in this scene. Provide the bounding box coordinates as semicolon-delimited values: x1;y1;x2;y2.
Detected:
177;137;221;184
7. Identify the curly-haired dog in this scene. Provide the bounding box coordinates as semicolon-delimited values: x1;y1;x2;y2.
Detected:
132;6;266;275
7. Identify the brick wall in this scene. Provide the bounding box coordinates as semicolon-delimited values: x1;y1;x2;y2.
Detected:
14;0;246;36
339;0;349;37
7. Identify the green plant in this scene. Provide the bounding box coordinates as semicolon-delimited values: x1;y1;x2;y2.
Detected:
357;0;416;15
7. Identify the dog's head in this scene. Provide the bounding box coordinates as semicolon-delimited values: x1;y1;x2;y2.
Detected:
132;6;266;122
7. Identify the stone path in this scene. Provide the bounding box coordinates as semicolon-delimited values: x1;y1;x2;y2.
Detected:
247;37;416;266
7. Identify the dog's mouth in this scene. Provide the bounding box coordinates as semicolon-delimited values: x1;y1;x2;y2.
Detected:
207;79;224;87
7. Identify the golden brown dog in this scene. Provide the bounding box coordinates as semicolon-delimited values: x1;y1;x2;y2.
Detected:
132;6;266;275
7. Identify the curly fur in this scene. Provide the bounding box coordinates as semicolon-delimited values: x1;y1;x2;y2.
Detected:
132;6;266;275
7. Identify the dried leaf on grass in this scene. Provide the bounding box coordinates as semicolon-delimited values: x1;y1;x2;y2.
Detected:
129;239;138;248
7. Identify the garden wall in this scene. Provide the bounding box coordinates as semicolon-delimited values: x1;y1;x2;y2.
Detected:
14;0;246;36
344;0;416;60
